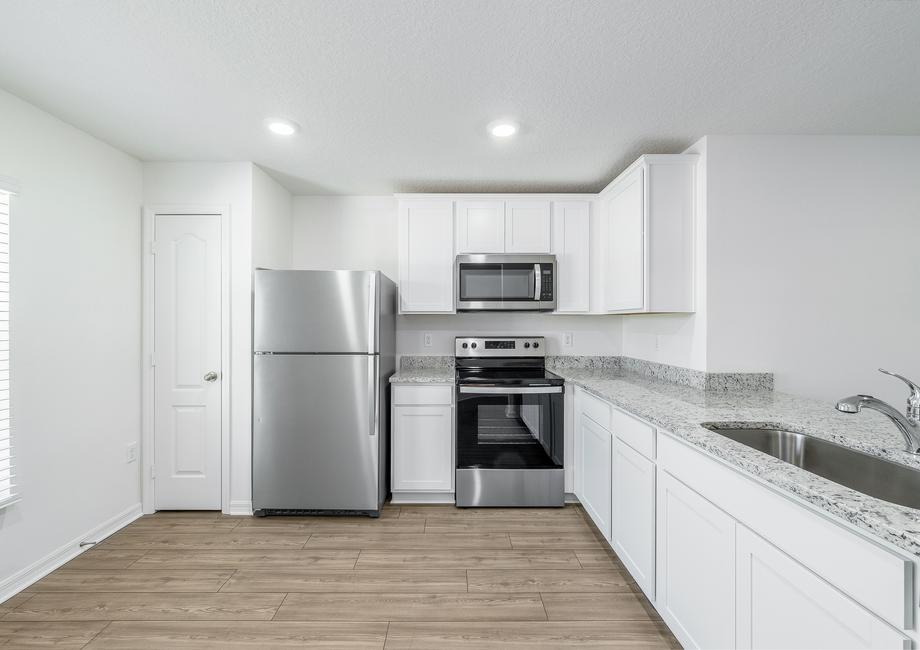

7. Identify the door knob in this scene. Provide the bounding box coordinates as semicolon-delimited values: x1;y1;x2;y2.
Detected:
204;371;219;382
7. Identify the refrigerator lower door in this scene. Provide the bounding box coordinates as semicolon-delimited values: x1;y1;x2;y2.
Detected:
253;353;379;513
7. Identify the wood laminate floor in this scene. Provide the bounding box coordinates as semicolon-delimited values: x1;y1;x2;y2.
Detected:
0;504;680;648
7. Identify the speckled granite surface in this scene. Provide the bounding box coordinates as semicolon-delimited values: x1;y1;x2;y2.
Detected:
390;356;454;384
545;355;773;391
551;366;920;557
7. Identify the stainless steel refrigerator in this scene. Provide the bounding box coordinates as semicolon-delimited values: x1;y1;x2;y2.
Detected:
252;269;396;517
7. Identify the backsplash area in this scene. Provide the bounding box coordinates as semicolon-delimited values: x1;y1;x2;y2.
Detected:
397;354;773;392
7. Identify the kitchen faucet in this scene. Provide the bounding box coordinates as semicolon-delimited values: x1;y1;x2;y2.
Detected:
836;369;920;454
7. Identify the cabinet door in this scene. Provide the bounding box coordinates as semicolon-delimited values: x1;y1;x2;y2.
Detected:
398;200;454;313
612;439;655;599
656;470;735;650
579;414;613;540
392;405;453;492
456;200;505;253
552;201;590;312
505;200;552;253
736;525;909;650
605;167;645;312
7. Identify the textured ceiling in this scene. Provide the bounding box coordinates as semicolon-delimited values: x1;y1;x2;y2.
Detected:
0;0;918;194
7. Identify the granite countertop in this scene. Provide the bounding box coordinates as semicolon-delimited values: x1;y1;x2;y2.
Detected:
389;367;455;384
550;366;920;558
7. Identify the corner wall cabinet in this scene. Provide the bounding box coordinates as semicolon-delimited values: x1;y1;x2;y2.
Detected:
600;154;696;313
570;381;914;650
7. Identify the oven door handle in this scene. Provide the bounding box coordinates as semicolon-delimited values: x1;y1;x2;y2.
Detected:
459;385;563;395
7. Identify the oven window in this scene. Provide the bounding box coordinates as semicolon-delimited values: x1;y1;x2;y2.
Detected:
457;391;563;469
459;264;502;301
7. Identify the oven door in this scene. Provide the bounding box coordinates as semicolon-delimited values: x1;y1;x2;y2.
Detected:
456;385;564;469
455;255;555;311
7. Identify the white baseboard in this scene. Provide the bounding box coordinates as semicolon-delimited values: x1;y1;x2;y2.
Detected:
226;500;253;516
390;491;455;505
0;502;143;603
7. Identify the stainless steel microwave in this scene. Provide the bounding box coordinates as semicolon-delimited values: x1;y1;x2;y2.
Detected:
455;254;556;311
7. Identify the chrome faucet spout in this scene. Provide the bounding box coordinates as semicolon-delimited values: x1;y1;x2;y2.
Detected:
836;392;920;454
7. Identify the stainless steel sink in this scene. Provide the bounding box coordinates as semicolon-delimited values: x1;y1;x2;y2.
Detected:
701;423;920;509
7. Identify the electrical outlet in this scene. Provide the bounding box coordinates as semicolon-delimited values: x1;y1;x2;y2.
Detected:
563;332;573;347
655;334;663;351
423;332;433;348
126;442;138;464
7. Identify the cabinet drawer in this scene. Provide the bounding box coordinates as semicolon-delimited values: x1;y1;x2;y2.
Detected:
577;388;610;430
610;407;656;459
658;432;914;630
393;384;453;406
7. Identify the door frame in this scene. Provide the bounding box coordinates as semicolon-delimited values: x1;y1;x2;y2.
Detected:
141;205;231;514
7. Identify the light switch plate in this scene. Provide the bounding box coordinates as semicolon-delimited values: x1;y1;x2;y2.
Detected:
126;442;138;464
563;332;573;347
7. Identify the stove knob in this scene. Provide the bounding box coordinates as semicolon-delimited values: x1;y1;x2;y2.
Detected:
524;342;530;348
471;342;477;349
462;343;468;349
533;341;540;349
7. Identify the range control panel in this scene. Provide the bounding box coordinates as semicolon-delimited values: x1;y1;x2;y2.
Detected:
455;336;545;358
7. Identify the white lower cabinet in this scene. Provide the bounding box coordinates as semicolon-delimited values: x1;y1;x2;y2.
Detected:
570;386;916;649
656;470;736;650
736;525;909;650
576;412;612;540
611;438;655;599
391;385;453;501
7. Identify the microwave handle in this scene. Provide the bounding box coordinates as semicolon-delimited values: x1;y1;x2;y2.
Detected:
534;264;541;301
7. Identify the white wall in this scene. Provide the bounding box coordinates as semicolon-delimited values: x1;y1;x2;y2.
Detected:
142;162;254;513
252;165;293;269
398;313;622;357
292;196;397;279
704;135;920;405
0;89;143;593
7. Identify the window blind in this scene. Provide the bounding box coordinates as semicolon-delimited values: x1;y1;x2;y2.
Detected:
0;190;14;509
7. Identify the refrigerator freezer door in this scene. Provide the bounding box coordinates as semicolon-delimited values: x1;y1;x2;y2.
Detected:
254;270;377;354
253;354;379;511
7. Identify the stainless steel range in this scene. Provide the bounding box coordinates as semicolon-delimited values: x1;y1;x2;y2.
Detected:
454;336;565;507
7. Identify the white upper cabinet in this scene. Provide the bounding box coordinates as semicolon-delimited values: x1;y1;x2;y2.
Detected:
505;200;552;253
605;169;645;311
552;201;590;313
398;200;455;313
455;199;553;254
601;154;696;314
455;200;505;253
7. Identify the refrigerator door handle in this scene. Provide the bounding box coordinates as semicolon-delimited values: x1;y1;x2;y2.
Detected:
369;355;378;436
367;273;377;353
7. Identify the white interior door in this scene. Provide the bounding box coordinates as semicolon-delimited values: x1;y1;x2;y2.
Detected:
153;214;222;510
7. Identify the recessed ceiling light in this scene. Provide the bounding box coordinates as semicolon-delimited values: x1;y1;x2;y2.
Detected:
265;118;299;136
489;121;518;138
